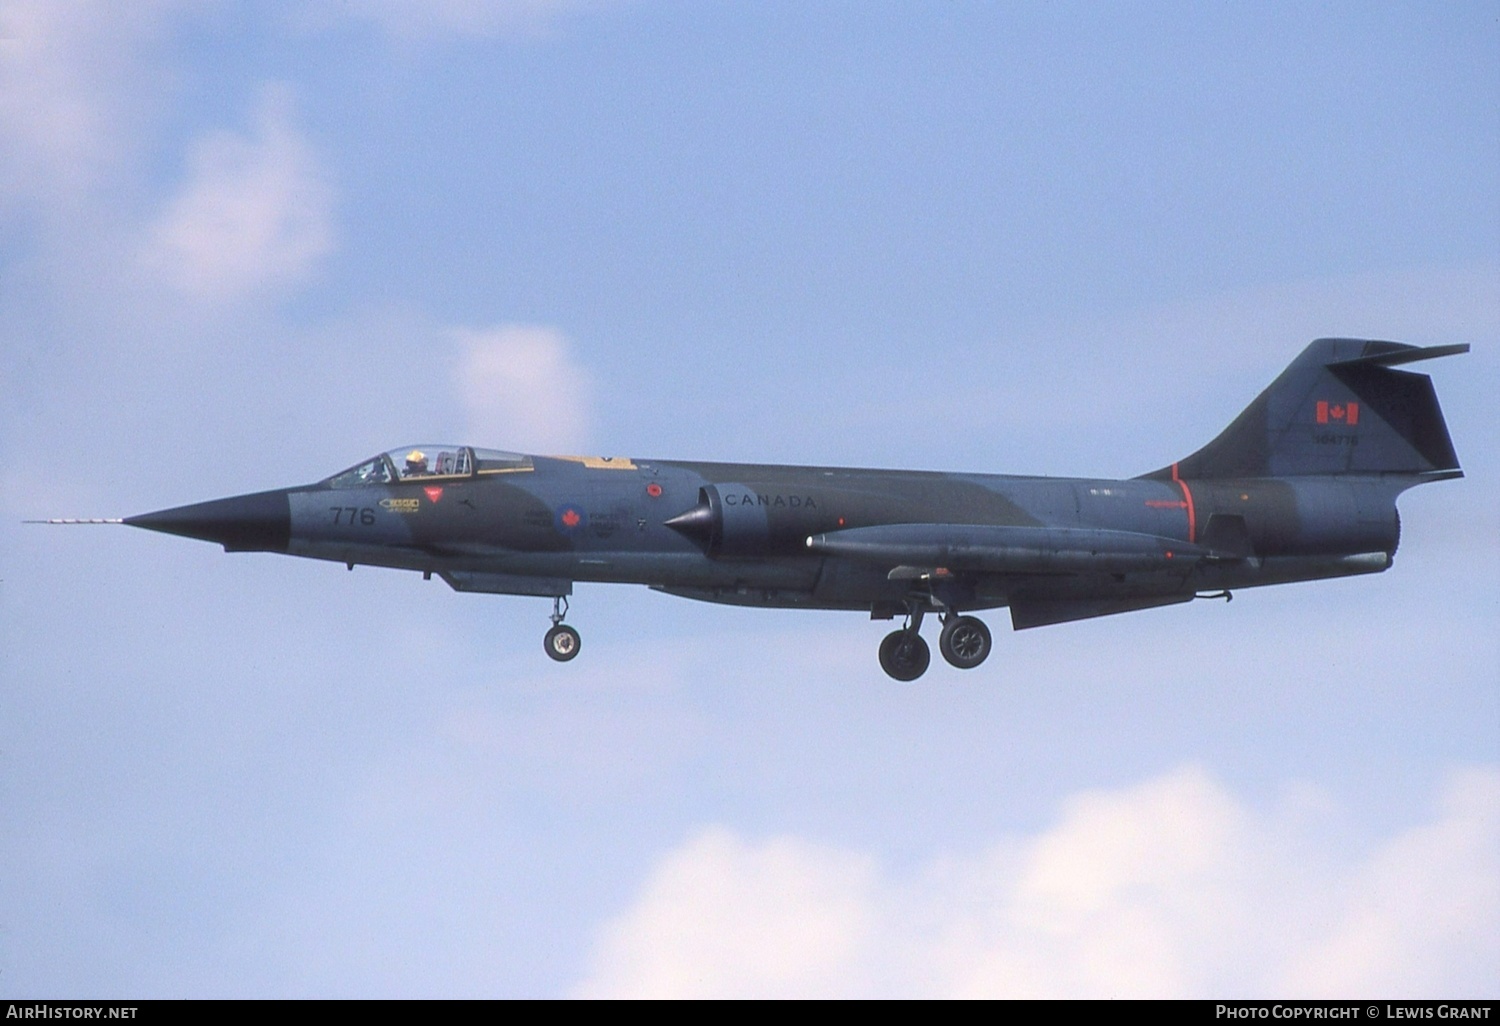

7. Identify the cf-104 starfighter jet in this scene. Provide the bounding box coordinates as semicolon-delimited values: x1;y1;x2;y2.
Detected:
75;338;1465;680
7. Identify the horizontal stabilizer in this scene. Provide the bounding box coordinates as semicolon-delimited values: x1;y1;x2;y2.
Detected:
807;523;1206;575
1328;342;1470;368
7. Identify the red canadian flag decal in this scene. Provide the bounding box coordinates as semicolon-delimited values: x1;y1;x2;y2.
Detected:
423;486;444;503
1316;401;1359;425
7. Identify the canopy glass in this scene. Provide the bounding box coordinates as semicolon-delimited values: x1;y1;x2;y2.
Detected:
326;446;532;487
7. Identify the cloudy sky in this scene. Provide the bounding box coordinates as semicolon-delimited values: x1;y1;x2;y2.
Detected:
1;0;1496;998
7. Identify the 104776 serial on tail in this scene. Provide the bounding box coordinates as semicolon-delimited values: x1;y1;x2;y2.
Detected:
48;338;1466;680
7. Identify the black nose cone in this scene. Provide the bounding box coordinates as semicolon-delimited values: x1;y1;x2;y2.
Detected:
125;489;291;553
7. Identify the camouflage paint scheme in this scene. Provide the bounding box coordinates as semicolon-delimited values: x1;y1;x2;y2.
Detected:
123;338;1467;677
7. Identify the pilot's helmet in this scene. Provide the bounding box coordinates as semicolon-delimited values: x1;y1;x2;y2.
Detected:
405;449;427;471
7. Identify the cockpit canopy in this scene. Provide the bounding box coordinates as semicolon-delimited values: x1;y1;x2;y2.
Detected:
326;445;533;488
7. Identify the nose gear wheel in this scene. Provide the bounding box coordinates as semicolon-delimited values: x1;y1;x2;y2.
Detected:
544;623;581;661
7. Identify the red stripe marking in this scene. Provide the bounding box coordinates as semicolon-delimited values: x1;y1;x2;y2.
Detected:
1170;463;1197;543
1178;482;1197;543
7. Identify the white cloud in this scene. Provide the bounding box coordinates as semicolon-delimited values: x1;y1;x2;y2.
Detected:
317;0;595;42
142;85;334;304
1281;767;1500;996
454;324;594;452
0;0;173;204
575;829;879;998
575;765;1500;998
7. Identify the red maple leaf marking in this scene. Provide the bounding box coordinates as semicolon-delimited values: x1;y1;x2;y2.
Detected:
561;508;581;528
1316;401;1360;425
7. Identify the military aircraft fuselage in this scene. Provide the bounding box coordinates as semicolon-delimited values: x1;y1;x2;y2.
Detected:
112;338;1467;678
128;453;1403;618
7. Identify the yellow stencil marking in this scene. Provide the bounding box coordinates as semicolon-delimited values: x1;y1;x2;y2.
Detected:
550;455;638;471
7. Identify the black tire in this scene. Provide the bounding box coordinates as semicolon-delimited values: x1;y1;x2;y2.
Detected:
544;624;581;662
939;615;991;670
878;629;930;681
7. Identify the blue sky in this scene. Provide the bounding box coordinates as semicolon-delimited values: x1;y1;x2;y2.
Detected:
2;0;1497;997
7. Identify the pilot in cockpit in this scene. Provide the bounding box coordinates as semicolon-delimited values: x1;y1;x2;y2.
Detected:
403;449;429;477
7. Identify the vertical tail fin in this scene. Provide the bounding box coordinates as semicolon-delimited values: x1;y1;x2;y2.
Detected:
1144;338;1468;481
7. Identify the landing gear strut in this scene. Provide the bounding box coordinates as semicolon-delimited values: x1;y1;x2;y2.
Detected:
544;595;580;662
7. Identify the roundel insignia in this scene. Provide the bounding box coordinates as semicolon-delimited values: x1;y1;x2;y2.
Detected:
646;482;663;498
555;504;587;533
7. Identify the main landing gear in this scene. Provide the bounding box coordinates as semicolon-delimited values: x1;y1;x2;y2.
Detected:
939;615;992;670
543;595;580;662
877;603;993;681
879;624;931;681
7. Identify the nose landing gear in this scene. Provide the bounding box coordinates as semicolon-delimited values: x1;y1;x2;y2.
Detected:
543;595;580;662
